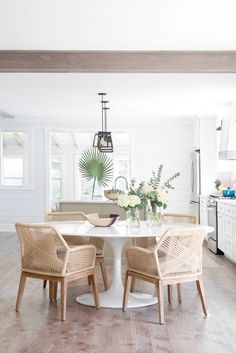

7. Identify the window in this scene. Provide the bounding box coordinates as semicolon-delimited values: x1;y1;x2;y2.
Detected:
2;157;23;186
51;157;62;209
49;132;130;203
0;131;32;188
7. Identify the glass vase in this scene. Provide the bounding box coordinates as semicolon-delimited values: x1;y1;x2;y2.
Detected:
150;204;161;226
126;207;140;228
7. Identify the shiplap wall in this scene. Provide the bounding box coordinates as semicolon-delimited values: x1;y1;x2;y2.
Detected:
0;118;193;231
129;121;193;212
0;127;46;230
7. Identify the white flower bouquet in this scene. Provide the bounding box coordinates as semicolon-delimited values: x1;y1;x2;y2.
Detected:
117;193;141;227
117;194;141;210
143;165;180;224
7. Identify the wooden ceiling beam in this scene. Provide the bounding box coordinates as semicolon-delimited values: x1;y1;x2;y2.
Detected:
0;50;236;73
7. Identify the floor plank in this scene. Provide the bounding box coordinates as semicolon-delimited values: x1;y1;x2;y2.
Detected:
1;232;236;353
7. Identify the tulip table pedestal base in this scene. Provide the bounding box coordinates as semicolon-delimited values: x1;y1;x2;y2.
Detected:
76;237;157;308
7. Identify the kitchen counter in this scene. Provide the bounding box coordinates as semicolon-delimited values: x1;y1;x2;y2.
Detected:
58;200;145;220
59;199;116;204
216;199;236;206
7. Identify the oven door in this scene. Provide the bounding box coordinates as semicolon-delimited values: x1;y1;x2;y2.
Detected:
207;205;217;241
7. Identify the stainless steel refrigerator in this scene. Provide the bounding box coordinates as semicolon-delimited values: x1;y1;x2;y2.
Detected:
190;149;201;221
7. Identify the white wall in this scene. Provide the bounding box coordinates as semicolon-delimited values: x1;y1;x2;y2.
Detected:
0;117;194;231
0;126;46;230
133;120;193;211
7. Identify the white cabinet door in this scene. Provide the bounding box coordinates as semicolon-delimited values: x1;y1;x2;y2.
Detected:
217;212;225;252
232;219;236;262
193;118;200;150
224;215;233;258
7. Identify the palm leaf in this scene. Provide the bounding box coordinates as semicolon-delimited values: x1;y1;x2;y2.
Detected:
79;148;113;198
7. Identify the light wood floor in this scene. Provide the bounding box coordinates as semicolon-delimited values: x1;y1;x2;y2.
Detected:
1;232;236;353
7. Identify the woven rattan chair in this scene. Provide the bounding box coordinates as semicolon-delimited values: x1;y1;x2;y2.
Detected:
123;226;207;324
161;213;197;225
130;237;158;292
161;212;197;302
15;223;99;321
131;213;196;295
45;212;109;291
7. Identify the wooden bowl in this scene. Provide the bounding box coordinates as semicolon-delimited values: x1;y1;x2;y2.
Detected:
86;213;120;227
104;190;121;200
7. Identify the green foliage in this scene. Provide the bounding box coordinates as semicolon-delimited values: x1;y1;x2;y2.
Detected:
149;165;180;191
149;164;163;189
79;148;113;198
164;172;181;189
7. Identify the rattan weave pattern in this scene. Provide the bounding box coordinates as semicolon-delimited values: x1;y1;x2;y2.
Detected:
16;223;96;277
126;226;204;280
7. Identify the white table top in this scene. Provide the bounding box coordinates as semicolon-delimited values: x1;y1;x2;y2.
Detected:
52;220;214;239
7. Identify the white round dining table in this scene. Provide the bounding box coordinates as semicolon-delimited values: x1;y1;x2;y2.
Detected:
53;220;213;309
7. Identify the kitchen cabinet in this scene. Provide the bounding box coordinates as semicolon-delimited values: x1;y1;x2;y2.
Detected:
217;200;236;262
193;118;200;150
217;212;225;252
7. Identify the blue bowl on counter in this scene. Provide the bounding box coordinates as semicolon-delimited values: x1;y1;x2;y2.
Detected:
223;189;235;197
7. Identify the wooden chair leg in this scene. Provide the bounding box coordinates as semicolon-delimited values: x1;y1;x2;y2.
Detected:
61;279;67;321
177;283;182;303
196;278;207;316
49;281;54;302
43;280;47;289
122;271;132;311
156;281;165;325
54;282;58;300
49;281;58;301
167;284;172;304
15;272;27;312
130;278;136;293
89;273;100;309
99;259;109;291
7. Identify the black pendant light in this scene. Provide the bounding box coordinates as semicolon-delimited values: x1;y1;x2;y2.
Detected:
93;93;114;153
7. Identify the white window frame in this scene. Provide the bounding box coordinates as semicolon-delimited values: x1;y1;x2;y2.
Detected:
0;129;35;190
50;154;65;209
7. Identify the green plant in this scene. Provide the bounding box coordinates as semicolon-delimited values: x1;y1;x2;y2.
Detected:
143;165;180;209
79;148;113;199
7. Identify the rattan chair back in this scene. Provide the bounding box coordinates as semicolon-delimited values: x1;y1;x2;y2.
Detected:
45;211;86;222
161;213;197;224
127;226;205;280
157;226;204;279
15;223;69;276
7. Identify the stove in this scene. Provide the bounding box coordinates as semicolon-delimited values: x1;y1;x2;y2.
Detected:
207;195;226;254
209;194;236;200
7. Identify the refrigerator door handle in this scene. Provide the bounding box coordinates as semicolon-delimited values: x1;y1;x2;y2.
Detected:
190;160;194;193
190;200;199;204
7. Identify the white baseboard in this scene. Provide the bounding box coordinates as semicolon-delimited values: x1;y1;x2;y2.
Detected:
0;223;15;232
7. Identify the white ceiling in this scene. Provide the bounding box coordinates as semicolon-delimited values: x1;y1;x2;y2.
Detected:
1;0;236;50
0;73;236;123
1;1;236;122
